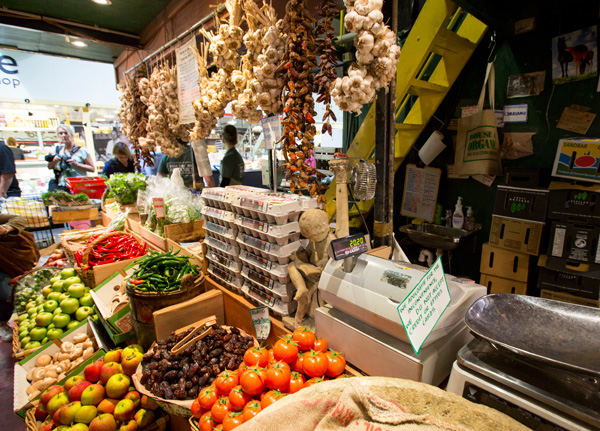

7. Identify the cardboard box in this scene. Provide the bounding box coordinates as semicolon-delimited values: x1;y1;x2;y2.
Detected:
13;320;106;419
547;221;600;267
480;243;530;282
537;258;600;300
548;181;600;226
493;185;548;222
504;167;544;188
479;274;527;295
552;137;600;184
139;225;168;251
489;215;545;255
540;289;600;308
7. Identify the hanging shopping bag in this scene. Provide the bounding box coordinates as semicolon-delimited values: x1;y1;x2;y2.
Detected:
454;62;503;176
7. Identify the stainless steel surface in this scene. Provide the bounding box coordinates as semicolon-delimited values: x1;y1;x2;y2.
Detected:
399;223;481;250
458;337;600;429
466;294;600;376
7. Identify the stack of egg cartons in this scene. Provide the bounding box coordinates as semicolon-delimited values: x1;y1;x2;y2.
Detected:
230;190;318;318
201;187;244;293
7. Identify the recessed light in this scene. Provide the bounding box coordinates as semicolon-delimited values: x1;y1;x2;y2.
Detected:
92;0;112;5
71;40;88;47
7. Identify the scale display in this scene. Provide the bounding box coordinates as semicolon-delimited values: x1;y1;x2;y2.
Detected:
330;234;368;260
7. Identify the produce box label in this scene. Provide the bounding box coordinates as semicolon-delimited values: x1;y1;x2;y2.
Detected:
243;234;271;252
241;215;268;232
206;221;228;235
213;265;232;283
240;197;265;212
397;257;451;355
209;250;231;268
248;268;274;289
552;138;600;184
247;252;272;270
248;284;276;307
249;306;271;340
152;197;166;218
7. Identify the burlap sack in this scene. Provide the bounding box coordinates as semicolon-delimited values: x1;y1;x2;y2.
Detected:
235;377;528;431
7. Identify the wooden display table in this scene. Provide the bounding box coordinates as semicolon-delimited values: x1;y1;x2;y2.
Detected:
205;276;288;347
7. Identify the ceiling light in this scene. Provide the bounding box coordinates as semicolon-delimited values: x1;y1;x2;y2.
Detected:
71;40;88;47
92;0;112;4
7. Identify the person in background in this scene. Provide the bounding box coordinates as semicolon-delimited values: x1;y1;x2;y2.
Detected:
102;142;136;177
0;138;21;198
219;125;244;187
6;137;25;160
0;214;40;342
158;142;202;189
46;124;95;192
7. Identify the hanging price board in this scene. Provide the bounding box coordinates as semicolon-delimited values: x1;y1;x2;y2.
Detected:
261;116;282;149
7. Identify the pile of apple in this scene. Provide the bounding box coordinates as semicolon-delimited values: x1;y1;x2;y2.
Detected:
17;268;98;351
34;345;160;431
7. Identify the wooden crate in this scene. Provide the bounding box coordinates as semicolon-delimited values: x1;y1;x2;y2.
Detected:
139;225;168;251
127;214;142;235
164;219;205;243
51;207;99;223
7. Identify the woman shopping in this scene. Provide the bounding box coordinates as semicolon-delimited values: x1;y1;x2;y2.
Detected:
102;142;136;177
46;124;95;192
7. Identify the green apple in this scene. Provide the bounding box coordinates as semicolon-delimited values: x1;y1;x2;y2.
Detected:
43;300;59;313
60;298;79;315
79;293;94;307
47;323;55;329
27;321;37;331
62;276;82;288
29;327;47;341
53;307;63;316
52;313;71;328
24;341;42;350
52;280;65;292
36;312;53;327
41;286;53;298
47;328;64;340
19;331;28;340
67;320;80;330
50;275;61;284
20;336;31;346
48;291;62;302
60;268;77;279
58;292;70;303
76;306;94;322
68;283;86;299
41;336;48;345
17;313;28;323
25;302;36;311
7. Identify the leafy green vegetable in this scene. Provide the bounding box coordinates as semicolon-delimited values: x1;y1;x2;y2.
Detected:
106;173;146;205
42;190;89;206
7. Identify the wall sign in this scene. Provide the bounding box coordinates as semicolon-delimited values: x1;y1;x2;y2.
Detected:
503;104;529;123
176;37;200;125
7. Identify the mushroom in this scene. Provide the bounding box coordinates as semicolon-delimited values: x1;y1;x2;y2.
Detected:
82;340;93;350
69;346;83;361
82;347;95;360
26;368;35;382
32;368;46;382
61;342;74;353
35;354;52;368
73;333;88;344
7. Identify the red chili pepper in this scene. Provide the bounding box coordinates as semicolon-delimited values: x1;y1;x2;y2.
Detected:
129;278;144;285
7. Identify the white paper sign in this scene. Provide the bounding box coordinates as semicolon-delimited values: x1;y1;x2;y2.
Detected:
397;257;451;355
175;38;200;125
261;116;282;149
504;104;529;123
249;306;271;340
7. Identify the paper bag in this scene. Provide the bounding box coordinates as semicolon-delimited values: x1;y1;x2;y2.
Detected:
455;63;503;176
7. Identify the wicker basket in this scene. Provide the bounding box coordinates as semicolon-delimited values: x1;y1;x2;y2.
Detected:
189;416;200;431
59;226;106;264
12;321;40;360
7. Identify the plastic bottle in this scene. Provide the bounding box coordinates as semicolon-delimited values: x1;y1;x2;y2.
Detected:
465;206;475;231
434;203;443;225
452;197;464;229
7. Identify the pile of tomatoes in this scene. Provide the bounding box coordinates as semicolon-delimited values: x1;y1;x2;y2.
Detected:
190;327;349;431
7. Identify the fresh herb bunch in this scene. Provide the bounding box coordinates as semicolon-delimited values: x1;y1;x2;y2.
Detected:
106;173;146;205
42;191;89;206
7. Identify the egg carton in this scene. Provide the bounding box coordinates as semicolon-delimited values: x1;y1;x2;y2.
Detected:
242;282;297;318
241;266;295;301
266;192;322;211
201;206;237;229
235;215;301;245
205;225;238;245
208;263;243;293
225;185;272;195
229;194;302;224
204;235;240;256
204;242;240;265
206;247;242;272
237;232;302;264
201;187;235;211
205;220;238;238
239;250;290;282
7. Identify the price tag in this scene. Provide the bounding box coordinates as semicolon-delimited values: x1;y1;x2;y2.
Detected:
152;198;166;218
248;268;274;289
249;306;271;340
397;257;451;355
247;252;272;270
240;197;265;212
240;216;269;232
243;234;272;252
261;116;282;149
330;234;368;260
207;221;228;235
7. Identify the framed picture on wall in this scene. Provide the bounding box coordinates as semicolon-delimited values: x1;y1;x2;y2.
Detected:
552;25;597;84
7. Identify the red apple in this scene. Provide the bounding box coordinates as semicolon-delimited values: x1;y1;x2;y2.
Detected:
72;424;90;431
64;375;85;392
39;417;54;431
89;413;117;431
34;403;48;421
41;385;65;408
68;380;92;402
140;395;159;411
121;345;143;358
123;391;141;408
103;349;122;364
80;384;105;406
47;392;70;417
58;401;82;425
74;405;98;425
114;399;135;422
100;362;123;384
105;374;130;399
84;360;104;383
119;420;138;431
52;407;63;427
134;409;154;429
120;352;143;376
97;399;119;415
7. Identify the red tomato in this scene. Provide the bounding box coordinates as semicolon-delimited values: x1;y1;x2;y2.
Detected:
290;351;306;373
261;390;286;409
211;396;231;424
215;425;223;431
293;327;316;351
199;412;216;431
239;366;266;396
303;350;329;377
198;386;218;410
215;370;239;396
313;337;328;352
273;338;299;363
268;349;276;363
289;371;306;394
325;350;347;378
265;361;291;391
336;374;353;379
243;346;269;368
191;399;205;419
228;385;253;411
304;377;326;388
242;400;262;422
222;411;245;431
238;362;249;377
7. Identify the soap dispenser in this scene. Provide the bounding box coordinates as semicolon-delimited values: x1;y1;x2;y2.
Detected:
465;206;475;231
452;197;464;229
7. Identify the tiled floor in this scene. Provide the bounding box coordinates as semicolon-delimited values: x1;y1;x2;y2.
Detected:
0;339;26;430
